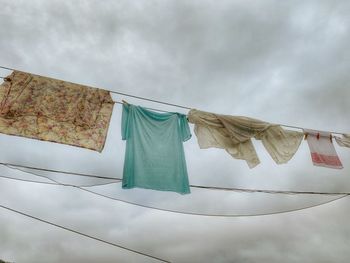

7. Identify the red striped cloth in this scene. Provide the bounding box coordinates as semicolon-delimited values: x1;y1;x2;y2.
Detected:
304;129;343;169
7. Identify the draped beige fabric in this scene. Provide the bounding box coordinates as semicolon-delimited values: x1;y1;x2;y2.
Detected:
335;134;350;148
0;71;114;152
188;109;303;168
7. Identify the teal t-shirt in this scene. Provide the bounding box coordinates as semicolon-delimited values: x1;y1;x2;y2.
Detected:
121;104;191;194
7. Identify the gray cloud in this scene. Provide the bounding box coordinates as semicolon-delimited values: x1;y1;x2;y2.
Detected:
0;0;349;262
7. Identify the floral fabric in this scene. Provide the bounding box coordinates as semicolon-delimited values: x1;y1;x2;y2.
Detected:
0;71;114;152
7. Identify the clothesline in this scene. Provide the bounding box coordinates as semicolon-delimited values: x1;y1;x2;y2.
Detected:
2;161;350;196
114;100;171;113
2;166;349;217
0;65;346;136
0;66;191;109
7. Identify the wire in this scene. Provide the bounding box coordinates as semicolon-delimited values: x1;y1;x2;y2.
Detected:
0;203;171;263
0;174;58;185
110;91;190;110
2;161;350;196
114;101;173;113
0;161;121;181
1;65;347;135
1;167;349;217
0;65;190;110
5;165;119;187
0;66;13;71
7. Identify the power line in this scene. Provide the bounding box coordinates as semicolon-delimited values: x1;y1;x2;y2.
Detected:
1;167;349;217
2;161;350;196
1;65;347;135
0;203;171;263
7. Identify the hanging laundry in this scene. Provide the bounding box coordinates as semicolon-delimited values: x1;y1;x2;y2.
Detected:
0;71;114;152
335;134;350;148
121;104;191;194
304;129;343;169
188;109;303;168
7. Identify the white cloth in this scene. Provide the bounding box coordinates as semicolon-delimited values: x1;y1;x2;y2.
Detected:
188;109;303;168
335;134;350;148
304;129;343;169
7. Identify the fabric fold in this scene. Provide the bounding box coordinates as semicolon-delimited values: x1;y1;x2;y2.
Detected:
335;134;350;148
304;129;343;169
0;71;114;151
188;109;303;168
122;104;191;194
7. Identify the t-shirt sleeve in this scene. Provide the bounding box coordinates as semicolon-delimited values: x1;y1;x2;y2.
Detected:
179;114;192;142
121;104;130;140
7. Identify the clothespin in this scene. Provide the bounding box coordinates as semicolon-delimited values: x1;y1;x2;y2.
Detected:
4;77;11;82
122;100;129;105
330;134;333;143
316;133;320;140
304;133;308;140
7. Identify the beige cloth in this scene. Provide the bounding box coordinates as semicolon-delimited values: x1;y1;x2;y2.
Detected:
188;109;303;168
0;71;114;152
335;134;350;148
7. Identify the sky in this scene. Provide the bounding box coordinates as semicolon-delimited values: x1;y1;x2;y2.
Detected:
0;0;349;262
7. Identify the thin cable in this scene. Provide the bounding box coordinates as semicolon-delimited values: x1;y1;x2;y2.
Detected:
0;174;58;185
0;173;118;188
114;101;172;113
1;168;349;217
110;91;190;110
0;203;171;263
0;65;190;110
278;124;343;136
0;161;122;181
0;66;13;71
2;161;350;196
5;165;118;187
78;186;349;217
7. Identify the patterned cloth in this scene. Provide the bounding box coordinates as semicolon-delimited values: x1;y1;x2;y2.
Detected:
0;71;114;152
188;109;304;168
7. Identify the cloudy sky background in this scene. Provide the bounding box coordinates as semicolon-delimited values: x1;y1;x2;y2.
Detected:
0;0;349;262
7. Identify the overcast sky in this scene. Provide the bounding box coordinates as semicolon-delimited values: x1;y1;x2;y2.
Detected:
0;0;349;262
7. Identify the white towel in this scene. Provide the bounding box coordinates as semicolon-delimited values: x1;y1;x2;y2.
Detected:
304;129;343;169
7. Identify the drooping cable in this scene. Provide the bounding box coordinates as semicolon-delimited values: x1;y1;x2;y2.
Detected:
2;161;350;196
5;165;119;188
0;203;171;263
1;161;121;181
1;167;349;217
